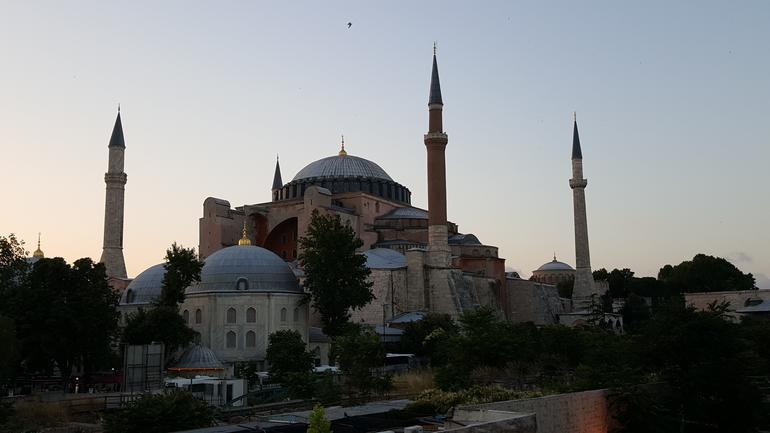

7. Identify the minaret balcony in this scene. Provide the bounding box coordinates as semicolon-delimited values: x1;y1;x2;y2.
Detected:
105;173;128;184
569;178;587;189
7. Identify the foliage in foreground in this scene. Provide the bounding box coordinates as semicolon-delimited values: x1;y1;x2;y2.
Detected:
0;401;67;433
266;329;316;398
407;385;542;415
307;404;331;433
298;210;373;337
103;391;213;433
332;325;392;396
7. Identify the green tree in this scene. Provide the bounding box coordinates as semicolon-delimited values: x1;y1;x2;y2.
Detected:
307;404;331;433
658;254;755;293
103;391;213;433
0;315;19;383
332;325;390;395
399;313;457;362
266;330;315;397
5;257;119;384
0;234;28;304
298;210;373;337
122;244;202;359
619;293;651;334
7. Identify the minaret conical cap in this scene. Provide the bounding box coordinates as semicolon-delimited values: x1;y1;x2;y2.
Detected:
429;48;443;106
571;113;582;160
109;111;125;148
272;155;283;190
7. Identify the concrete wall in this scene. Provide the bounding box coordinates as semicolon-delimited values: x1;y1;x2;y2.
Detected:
460;389;610;433
685;289;770;321
447;410;537;433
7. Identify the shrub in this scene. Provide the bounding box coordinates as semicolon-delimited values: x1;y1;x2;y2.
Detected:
406;385;542;414
103;391;213;433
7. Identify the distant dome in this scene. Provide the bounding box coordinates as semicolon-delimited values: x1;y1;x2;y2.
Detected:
187;245;300;293
536;259;575;272
364;248;407;269
293;154;393;182
378;207;428;220
121;263;165;305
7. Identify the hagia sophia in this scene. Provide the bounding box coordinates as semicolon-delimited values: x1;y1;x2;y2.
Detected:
103;50;614;368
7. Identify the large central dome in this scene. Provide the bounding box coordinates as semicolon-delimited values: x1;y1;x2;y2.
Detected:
292;154;393;182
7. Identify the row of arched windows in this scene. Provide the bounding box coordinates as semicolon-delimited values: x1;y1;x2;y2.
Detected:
224;306;301;324
182;309;203;324
226;330;258;349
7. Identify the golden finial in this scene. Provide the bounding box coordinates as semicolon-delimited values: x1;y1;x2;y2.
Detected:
238;219;251;246
553;252;557;262
33;232;44;258
339;134;347;156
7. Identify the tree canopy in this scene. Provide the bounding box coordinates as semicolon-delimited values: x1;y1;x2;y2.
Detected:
658;253;755;293
298;210;373;337
266;329;315;397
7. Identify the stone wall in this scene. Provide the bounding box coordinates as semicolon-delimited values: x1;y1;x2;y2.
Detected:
504;278;565;325
447;410;536;433
459;389;610;433
350;268;408;325
684;289;770;321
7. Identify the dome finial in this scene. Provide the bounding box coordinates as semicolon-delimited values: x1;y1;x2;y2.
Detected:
339;134;347;156
238;218;251;246
33;232;44;258
553;251;557;262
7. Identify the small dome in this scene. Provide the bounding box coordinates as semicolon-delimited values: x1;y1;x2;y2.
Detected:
121;263;165;305
364;248;407;269
535;259;575;272
378;207;428;220
170;344;225;371
187;245;300;293
292;154;393;182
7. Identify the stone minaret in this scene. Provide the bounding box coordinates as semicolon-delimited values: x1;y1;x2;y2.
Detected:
272;155;283;201
424;46;450;266
569;113;595;303
100;109;128;279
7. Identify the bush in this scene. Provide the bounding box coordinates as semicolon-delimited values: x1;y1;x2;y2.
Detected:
103;391;213;433
407;385;541;414
0;401;67;432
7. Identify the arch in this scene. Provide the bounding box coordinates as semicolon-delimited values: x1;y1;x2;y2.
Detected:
227;307;237;324
195;309;202;324
280;307;287;322
293;307;300;322
245;331;256;348
182;309;189;324
264;217;299;261
226;331;236;348
236;277;249;290
246;307;256;323
125;289;134;303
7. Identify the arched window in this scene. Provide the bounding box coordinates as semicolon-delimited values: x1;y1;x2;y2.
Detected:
280;308;287;322
182;309;189;324
293;307;300;322
125;289;134;303
227;307;237;324
246;331;256;348
226;331;236;348
246;307;256;323
236;278;248;290
194;332;201;344
195;309;202;324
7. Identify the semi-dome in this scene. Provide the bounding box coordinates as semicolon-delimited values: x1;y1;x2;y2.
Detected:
536;259;575;272
121;263;165;305
187;245;300;293
363;248;407;269
293;154;393;182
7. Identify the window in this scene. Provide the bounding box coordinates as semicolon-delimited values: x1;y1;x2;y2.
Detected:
280;308;287;322
194;332;201;344
293;307;300;322
182;309;189;324
247;307;256;323
226;331;236;348
246;331;256;348
195;309;202;324
236;278;248;290
125;289;134;303
227;307;237;324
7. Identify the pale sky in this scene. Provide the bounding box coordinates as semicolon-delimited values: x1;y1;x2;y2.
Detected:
1;1;769;287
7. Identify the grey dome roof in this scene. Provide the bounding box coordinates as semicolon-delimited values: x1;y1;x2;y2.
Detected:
170;344;224;371
121;263;165;305
378;207;428;220
292;154;393;182
186;245;300;293
535;259;575;272
363;248;407;269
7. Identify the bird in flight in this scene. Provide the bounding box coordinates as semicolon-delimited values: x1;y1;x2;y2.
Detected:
347;22;352;28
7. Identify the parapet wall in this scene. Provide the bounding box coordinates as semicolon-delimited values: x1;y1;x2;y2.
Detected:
458;389;610;433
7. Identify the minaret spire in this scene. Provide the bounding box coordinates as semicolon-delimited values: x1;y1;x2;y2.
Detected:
424;45;450;266
100;108;128;279
32;232;44;259
272;154;283;201
569;114;596;306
